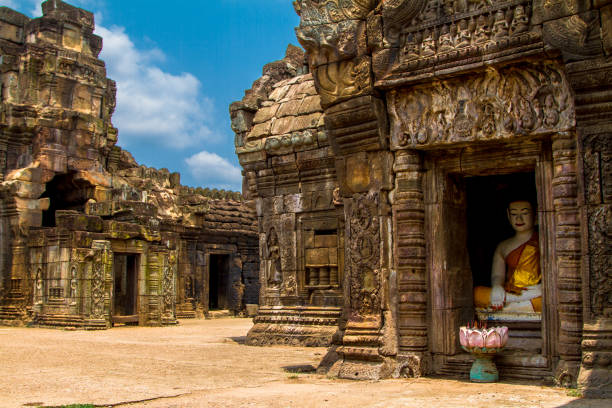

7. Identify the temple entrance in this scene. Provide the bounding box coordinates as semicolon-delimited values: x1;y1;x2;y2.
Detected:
112;254;139;324
209;254;230;310
423;142;553;379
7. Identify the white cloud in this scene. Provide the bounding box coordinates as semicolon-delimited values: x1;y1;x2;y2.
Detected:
185;151;243;190
97;25;217;149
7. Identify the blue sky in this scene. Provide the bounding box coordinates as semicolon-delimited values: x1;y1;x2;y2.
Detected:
2;0;301;191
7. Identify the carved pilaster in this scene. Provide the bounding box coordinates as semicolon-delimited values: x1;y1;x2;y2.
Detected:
568;55;612;397
552;131;583;385
392;150;429;374
161;250;177;325
89;240;111;326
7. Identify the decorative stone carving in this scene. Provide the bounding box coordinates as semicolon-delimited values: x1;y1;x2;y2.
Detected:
347;192;381;316
69;265;77;304
311;56;373;107
374;0;543;84
266;228;282;288
583;133;612;318
91;246;106;319
293;0;379;25
388;62;575;149
162;252;176;318
281;274;298;297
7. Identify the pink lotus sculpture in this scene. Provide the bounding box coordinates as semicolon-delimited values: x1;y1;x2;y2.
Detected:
460;325;509;350
460;321;509;383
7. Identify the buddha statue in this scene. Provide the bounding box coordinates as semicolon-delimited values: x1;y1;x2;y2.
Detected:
474;200;542;314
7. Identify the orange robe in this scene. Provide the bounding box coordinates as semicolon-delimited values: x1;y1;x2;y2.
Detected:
504;232;541;294
474;232;542;312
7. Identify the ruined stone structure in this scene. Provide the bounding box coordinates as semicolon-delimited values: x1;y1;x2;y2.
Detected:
235;0;611;397
0;1;258;329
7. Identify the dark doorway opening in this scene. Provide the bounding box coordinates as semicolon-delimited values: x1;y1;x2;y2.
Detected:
40;172;95;227
465;172;537;288
112;254;139;324
209;254;230;310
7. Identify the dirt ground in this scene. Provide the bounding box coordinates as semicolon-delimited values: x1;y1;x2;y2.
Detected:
0;318;607;408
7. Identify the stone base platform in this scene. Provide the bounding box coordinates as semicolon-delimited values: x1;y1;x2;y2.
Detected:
246;306;342;347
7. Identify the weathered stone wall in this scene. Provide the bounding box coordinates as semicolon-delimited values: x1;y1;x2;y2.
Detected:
234;47;346;346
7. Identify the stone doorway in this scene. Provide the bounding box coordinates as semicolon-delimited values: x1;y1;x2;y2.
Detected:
423;142;554;379
112;254;139;324
209;254;230;310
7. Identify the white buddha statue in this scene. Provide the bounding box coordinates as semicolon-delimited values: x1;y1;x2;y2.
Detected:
474;200;542;314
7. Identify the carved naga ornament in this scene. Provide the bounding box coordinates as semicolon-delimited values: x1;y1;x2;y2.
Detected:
388;62;575;149
294;0;380;106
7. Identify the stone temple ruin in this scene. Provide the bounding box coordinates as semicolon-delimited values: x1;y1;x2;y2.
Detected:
233;0;611;397
1;0;610;399
0;1;259;329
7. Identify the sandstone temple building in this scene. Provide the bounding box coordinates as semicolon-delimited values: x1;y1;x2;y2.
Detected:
232;0;611;397
1;0;610;399
0;2;259;329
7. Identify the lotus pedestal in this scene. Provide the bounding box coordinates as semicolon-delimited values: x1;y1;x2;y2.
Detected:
462;347;501;383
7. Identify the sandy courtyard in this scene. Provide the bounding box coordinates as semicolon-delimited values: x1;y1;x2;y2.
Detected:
0;318;606;408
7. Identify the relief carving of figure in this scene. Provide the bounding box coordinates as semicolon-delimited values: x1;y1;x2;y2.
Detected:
456;19;472;48
421;28;436;57
34;268;43;305
517;97;536;131
401;33;421;62
266;229;282;287
492;10;509;40
543;94;560;127
510;5;529;36
474;200;542;315
474;15;491;44
438;24;455;52
479;102;497;137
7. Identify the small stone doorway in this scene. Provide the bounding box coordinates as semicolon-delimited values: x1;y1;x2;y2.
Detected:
112;254;139;324
209;254;230;310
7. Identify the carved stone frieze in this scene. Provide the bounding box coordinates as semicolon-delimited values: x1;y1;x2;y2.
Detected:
388;61;574;149
374;0;543;84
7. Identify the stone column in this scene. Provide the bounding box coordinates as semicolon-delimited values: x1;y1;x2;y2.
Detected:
552;131;584;385
392;150;429;375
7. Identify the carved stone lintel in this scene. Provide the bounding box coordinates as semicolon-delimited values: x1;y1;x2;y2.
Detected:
388;61;575;149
